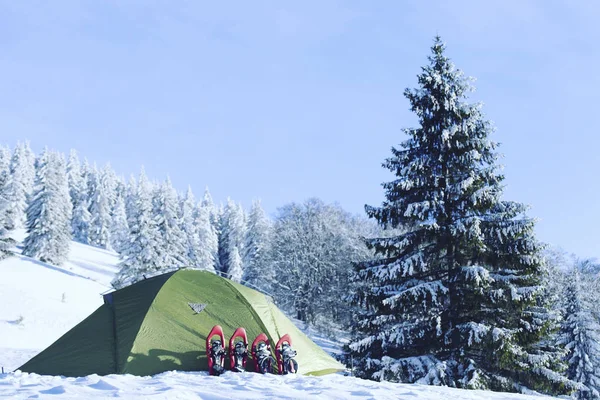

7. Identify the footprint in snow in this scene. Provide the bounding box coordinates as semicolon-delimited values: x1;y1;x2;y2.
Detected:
39;385;66;395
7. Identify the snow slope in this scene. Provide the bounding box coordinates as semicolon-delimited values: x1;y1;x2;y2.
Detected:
0;230;118;370
0;233;556;399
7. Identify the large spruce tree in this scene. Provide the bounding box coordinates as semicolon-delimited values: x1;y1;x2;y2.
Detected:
349;37;569;394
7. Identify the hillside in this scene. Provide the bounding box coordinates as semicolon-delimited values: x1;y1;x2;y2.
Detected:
0;230;119;370
0;234;555;399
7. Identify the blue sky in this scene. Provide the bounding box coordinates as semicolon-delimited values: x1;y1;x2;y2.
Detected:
1;1;598;259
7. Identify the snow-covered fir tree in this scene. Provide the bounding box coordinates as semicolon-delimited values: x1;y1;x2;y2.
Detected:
217;198;246;281
110;192;129;253
21;141;35;197
72;197;91;244
180;186;201;266
558;262;600;399
0;214;14;260
114;175;126;198
0;146;10;195
194;201;218;273
228;246;244;282
152;177;187;269
22;149;72;265
67;150;84;209
82;159;96;202
201;187;221;271
3;142;35;230
235;202;248;277
0;145;11;179
124;175;137;223
103;165;118;210
242;199;272;289
201;187;219;227
112;168;162;288
237;202;247;244
348;37;570;394
67;150;91;243
216;201;230;274
88;165;114;249
0;146;15;259
538;248;575;366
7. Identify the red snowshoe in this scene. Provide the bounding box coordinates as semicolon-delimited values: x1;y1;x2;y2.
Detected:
229;327;248;372
275;334;298;374
251;333;275;374
206;325;226;376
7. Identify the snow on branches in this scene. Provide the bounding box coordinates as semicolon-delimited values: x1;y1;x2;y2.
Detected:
349;37;567;395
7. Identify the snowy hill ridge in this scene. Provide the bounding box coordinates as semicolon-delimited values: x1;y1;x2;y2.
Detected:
0;235;555;399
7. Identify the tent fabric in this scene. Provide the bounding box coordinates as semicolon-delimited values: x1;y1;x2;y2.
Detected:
18;270;345;377
112;271;174;373
17;304;116;377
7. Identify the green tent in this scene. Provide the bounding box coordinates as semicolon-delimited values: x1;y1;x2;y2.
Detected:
19;270;345;377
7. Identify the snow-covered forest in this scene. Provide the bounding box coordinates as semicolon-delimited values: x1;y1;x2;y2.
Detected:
0;143;374;337
1;37;599;399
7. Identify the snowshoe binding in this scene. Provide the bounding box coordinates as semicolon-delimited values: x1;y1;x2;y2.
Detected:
229;327;248;372
251;333;275;374
210;340;226;376
276;334;298;374
206;325;226;376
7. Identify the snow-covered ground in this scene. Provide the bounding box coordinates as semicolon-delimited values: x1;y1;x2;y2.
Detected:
0;232;556;399
0;371;557;400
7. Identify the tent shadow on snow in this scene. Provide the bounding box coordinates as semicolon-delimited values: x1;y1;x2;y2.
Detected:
127;349;203;374
18;269;344;377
